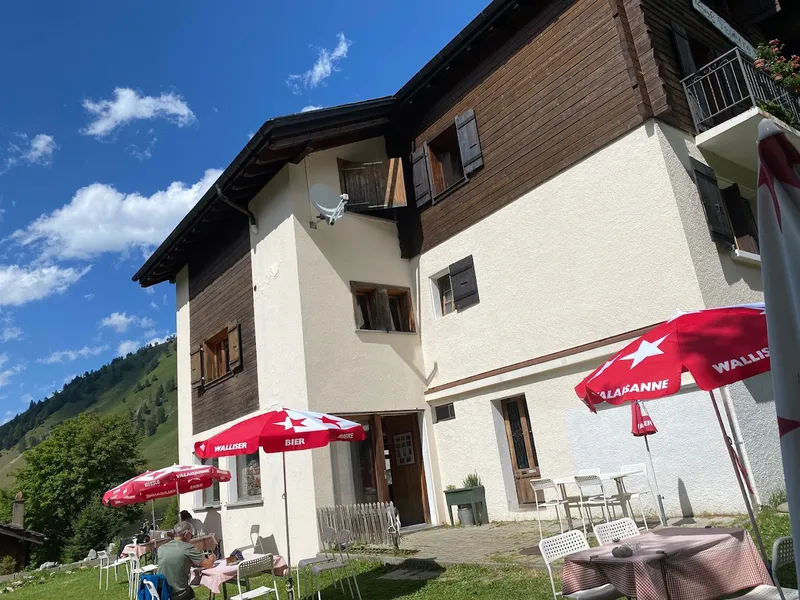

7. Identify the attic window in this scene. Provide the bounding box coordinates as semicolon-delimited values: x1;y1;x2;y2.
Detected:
428;125;465;196
352;282;415;333
190;322;242;389
338;158;407;212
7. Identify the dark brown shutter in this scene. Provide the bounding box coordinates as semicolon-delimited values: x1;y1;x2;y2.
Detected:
455;109;484;176
691;158;735;247
411;146;432;208
190;345;204;389
722;185;760;253
227;321;241;371
449;255;480;311
672;23;697;77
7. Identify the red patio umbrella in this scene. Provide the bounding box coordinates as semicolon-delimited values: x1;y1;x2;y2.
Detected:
103;464;231;530
630;401;667;526
574;303;772;566
194;406;367;600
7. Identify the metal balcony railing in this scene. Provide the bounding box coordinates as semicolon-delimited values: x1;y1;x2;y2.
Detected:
681;48;800;132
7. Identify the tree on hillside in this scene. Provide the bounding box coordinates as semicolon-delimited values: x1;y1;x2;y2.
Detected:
0;489;15;523
155;405;166;425
16;437;27;453
14;413;145;561
145;416;158;437
64;501;129;562
155;384;165;406
166;377;177;393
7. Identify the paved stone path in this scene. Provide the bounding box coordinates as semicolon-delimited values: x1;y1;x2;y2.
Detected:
395;515;740;570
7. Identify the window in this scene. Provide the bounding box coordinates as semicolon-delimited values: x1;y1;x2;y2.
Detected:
236;453;261;501
431;255;479;318
351;283;415;333
434;403;456;423
692;159;760;255
428;125;465;196
411;108;484;208
190;321;242;389
203;457;220;506
338;158;407;212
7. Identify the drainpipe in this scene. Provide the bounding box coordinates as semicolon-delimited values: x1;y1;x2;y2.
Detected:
215;184;258;234
720;385;761;511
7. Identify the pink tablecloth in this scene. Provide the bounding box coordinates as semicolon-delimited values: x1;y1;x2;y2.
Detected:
123;534;217;558
191;553;289;594
562;528;771;600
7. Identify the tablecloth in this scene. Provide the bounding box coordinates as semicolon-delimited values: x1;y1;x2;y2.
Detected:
123;534;217;558
190;553;289;594
562;527;771;600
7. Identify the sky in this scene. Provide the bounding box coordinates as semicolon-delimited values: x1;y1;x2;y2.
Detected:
0;0;489;423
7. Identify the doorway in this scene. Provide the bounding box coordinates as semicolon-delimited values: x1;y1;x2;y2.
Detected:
382;413;429;526
501;396;540;505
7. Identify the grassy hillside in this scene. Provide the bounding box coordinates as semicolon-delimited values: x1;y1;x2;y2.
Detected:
0;340;179;490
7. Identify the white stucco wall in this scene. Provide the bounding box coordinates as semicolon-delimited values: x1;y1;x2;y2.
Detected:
175;267;193;470
418;124;707;388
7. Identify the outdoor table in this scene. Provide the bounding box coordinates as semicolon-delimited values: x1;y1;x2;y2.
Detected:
123;534;217;562
190;552;288;599
562;527;771;600
552;470;642;530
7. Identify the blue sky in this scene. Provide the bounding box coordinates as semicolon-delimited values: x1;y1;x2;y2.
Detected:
0;0;488;422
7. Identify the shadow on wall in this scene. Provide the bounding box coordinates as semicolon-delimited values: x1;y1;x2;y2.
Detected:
678;478;694;517
202;509;223;551
744;371;775;404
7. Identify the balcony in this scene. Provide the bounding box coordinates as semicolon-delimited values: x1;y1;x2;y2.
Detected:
682;48;800;173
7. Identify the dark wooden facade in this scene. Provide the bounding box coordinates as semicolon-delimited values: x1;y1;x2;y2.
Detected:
188;220;259;434
397;0;766;253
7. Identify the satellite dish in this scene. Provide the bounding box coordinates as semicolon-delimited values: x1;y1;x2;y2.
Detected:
309;183;347;226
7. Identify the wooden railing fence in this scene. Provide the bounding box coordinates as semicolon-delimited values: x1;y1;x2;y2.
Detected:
316;502;401;549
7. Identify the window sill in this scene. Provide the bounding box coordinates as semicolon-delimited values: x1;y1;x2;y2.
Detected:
226;498;264;509
730;248;761;267
355;329;418;336
201;371;235;391
193;504;221;512
430;178;468;206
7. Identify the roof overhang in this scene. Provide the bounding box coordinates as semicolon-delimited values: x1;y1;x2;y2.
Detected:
0;524;46;545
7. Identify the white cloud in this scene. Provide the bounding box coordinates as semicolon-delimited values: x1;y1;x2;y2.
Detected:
84;293;95;301
301;105;323;112
0;353;25;388
117;340;139;356
100;312;154;333
287;33;351;94
0;264;90;307
143;328;157;338
146;335;171;346
247;132;254;140
1;327;22;342
144;287;155;295
81;88;196;138
63;373;77;385
10;169;221;261
5;133;57;172
149;302;159;310
38;345;108;364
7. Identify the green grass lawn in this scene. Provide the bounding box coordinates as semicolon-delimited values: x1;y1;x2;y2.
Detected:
4;560;556;600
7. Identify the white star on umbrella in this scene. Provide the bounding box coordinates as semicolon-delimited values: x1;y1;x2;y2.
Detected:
619;334;670;369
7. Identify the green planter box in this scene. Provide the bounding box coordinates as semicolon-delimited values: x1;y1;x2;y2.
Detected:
444;485;487;526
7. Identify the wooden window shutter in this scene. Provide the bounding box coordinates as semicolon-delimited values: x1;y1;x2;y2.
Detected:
227;321;241;371
411;146;432;208
671;23;697;77
382;158;407;208
448;255;480;311
722;185;760;253
340;158;408;211
690;158;735;248
190;345;204;389
455;109;484;176
375;287;392;331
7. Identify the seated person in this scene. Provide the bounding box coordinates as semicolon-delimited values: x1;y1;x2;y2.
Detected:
179;510;205;537
157;521;216;600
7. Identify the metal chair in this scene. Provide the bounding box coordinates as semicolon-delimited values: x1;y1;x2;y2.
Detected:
231;554;280;600
739;536;799;599
539;530;623;600
127;552;157;600
310;529;362;600
142;579;161;600
99;549;131;591
593;518;641;546
297;527;339;599
530;478;565;539
574;475;618;536
620;463;654;530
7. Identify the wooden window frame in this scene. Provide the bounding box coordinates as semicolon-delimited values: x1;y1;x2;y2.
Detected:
192;320;242;391
435;273;455;317
204;328;230;384
434;403;456;423
426;124;466;198
351;282;416;333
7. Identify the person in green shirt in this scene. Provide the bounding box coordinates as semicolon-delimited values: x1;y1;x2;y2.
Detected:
157;521;216;600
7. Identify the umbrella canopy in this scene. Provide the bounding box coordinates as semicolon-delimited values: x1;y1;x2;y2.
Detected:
575;303;768;410
194;407;366;458
103;464;231;507
757;118;800;584
631;401;657;437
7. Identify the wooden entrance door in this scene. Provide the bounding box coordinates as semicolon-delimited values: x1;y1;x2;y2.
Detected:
501;397;540;505
382;413;429;526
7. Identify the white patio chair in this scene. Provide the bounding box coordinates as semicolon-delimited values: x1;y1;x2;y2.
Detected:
620;463;654;530
574;475;619;536
127;552;157;600
310;529;362;600
231;554;280;600
142;579;161;600
99;549;131;591
738;536;799;599
530;478;565;539
593;518;641;546
297;527;338;600
539;530;623;600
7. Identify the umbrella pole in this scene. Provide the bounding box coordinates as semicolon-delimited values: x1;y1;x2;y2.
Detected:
282;452;295;600
709;391;771;567
643;435;668;527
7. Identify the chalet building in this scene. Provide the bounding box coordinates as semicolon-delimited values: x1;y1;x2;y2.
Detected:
134;0;799;559
0;494;45;571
